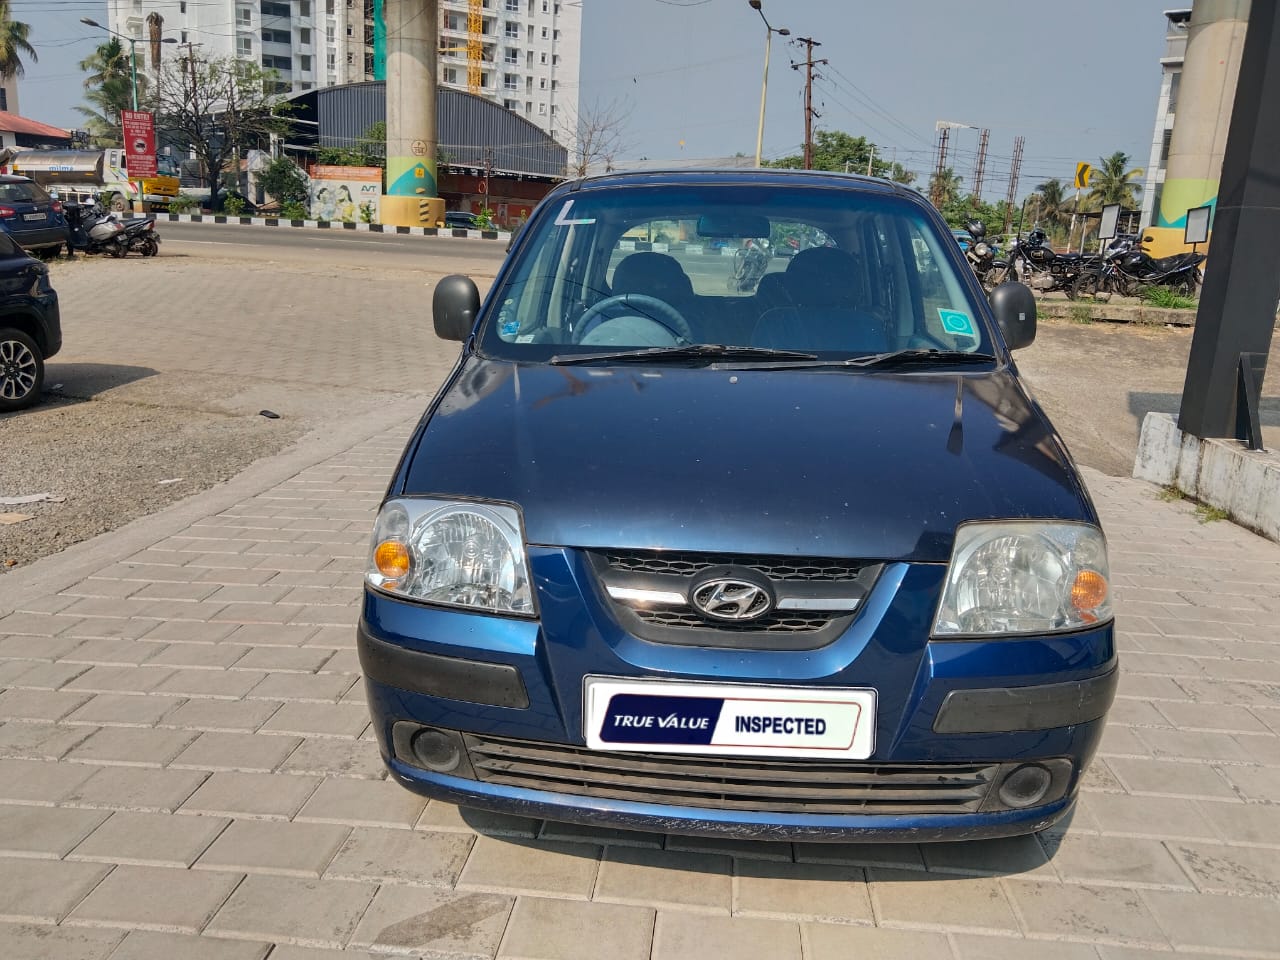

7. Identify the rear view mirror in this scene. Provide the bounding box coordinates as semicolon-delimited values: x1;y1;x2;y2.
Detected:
433;275;481;342
988;282;1037;350
696;213;772;239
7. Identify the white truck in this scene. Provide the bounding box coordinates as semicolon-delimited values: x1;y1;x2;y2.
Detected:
9;149;181;212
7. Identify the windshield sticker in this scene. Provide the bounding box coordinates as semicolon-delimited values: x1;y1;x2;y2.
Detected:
938;309;977;338
554;199;596;226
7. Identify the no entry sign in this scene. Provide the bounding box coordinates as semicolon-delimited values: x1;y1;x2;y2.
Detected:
122;110;157;179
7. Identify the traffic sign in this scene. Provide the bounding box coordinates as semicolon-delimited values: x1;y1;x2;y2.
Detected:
1074;162;1092;190
122;110;157;179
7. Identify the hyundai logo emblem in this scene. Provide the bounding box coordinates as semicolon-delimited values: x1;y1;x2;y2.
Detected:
690;578;772;622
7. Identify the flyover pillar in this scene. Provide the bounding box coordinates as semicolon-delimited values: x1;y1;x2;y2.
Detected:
382;0;445;228
1148;0;1249;255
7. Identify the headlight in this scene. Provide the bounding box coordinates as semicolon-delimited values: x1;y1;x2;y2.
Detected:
932;521;1111;637
366;498;534;616
973;242;992;259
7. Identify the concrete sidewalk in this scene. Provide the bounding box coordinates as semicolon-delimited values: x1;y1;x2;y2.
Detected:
1;415;1279;960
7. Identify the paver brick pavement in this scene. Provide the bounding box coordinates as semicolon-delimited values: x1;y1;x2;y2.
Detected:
2;408;1280;956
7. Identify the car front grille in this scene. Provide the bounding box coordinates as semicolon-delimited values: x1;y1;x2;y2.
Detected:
601;551;865;582
463;733;997;815
634;608;834;633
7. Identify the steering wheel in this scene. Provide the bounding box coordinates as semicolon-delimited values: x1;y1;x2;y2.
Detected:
574;294;693;344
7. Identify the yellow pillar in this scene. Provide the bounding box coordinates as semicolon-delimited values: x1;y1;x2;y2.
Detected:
383;0;446;228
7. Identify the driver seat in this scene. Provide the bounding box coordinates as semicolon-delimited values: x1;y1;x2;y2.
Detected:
609;253;697;331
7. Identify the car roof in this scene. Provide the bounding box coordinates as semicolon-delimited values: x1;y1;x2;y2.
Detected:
563;167;914;199
0;174;35;183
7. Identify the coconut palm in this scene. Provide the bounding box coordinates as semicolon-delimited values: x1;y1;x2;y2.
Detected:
1087;151;1144;210
75;38;141;146
928;167;963;210
0;1;37;80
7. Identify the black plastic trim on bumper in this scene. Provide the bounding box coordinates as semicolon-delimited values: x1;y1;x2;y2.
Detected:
357;626;529;709
933;667;1119;734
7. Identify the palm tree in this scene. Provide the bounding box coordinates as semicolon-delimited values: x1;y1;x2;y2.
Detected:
0;1;37;80
928;167;963;209
1086;151;1144;210
75;38;140;146
1031;178;1072;229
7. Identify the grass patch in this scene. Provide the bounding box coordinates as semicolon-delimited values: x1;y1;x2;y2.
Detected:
1156;485;1183;502
1194;502;1230;524
1142;286;1197;310
1068;305;1093;325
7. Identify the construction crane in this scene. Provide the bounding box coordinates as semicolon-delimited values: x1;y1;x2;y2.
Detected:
467;0;483;94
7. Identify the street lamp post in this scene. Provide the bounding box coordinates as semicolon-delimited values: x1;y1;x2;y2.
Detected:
80;18;175;211
748;0;788;168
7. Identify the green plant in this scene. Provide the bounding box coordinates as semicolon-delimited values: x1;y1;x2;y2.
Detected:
1194;502;1229;524
279;200;308;221
474;206;496;230
1156;485;1184;503
257;156;309;207
168;194;199;214
222;194;247;216
1068;305;1093;325
1143;286;1197;310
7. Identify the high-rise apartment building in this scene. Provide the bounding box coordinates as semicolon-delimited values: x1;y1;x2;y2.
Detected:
107;0;581;144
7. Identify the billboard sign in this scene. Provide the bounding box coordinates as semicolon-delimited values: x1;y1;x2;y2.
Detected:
122;110;157;179
309;165;382;222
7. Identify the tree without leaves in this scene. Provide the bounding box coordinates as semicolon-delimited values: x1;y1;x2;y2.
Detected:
560;99;631;178
151;56;288;200
0;0;36;80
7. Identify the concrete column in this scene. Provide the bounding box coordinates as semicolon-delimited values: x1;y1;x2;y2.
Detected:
383;0;445;228
1150;0;1250;253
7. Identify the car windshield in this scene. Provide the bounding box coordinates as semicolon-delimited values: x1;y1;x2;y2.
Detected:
0;180;50;204
477;181;992;363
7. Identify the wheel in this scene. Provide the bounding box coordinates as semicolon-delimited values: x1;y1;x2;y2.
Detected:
108;193;129;213
108;239;129;258
35;245;62;261
1071;272;1112;303
574;294;693;344
981;261;1013;293
0;327;44;412
1174;273;1200;299
140;237;159;257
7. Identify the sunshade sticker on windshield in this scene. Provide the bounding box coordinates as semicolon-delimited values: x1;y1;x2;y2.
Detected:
554;199;596;226
938;309;977;339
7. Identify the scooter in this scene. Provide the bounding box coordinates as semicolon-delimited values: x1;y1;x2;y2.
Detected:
119;215;161;257
63;199;129;258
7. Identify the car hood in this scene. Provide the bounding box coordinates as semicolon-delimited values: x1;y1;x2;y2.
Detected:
399;358;1092;563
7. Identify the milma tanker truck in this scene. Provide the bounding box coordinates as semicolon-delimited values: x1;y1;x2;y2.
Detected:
9;149;181;212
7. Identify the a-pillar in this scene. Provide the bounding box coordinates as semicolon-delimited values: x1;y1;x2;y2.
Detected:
382;0;445;228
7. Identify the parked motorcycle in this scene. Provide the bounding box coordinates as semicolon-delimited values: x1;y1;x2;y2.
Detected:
119;214;161;257
63;199;129;258
729;237;770;293
1072;234;1204;300
962;219;1013;293
1006;229;1095;299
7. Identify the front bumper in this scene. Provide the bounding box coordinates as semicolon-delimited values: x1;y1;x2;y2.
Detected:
357;548;1116;841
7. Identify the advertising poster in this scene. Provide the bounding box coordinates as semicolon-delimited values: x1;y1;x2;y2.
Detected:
309;165;382;223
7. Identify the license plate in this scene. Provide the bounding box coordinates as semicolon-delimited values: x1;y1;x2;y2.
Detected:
584;677;876;759
23;213;46;221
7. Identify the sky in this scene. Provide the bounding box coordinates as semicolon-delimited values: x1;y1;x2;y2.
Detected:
16;0;1177;200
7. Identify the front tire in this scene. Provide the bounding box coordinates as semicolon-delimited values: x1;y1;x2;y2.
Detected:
0;327;44;412
108;193;129;213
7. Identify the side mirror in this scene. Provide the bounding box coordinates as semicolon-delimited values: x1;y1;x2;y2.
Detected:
988;281;1037;350
433;274;481;342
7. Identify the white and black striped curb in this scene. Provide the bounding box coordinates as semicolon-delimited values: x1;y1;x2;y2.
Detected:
163;213;509;240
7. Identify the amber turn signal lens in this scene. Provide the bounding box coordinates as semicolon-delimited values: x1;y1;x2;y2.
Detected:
1070;569;1108;612
374;540;412;580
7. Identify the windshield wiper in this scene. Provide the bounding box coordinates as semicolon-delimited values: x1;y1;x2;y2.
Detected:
549;344;819;365
845;349;997;369
723;349;998;371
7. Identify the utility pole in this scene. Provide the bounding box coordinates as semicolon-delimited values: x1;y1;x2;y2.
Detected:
791;37;826;169
866;144;875;177
931;126;950;206
483;145;493;210
972;128;990;203
1003;135;1025;235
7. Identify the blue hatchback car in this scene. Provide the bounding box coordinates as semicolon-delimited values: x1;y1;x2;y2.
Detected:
359;169;1116;843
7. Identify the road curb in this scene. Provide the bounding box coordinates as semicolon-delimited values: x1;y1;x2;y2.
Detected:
163;213;509;241
0;402;407;613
